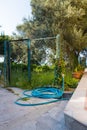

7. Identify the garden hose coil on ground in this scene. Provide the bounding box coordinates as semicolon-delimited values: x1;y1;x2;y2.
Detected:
15;87;65;106
15;69;69;106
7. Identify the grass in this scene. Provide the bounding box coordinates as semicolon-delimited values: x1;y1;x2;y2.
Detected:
10;69;54;90
21;97;30;101
9;68;79;91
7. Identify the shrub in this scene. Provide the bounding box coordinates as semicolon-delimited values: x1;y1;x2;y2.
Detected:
64;71;79;90
33;65;51;73
34;66;43;73
10;63;79;91
74;64;84;72
11;62;27;71
42;65;50;72
31;64;37;71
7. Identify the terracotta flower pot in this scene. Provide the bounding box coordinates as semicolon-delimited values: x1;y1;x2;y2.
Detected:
72;71;83;79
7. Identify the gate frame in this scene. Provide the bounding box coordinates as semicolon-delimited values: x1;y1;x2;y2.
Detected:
4;38;31;85
4;35;60;86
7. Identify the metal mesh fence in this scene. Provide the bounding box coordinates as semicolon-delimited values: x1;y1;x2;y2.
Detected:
31;37;56;65
1;35;84;90
3;36;61;89
9;39;30;88
9;37;57;89
30;37;56;88
10;40;28;63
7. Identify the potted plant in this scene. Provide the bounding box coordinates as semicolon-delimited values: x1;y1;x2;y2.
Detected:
72;64;84;79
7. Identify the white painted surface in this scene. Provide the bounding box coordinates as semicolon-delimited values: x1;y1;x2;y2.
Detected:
64;70;87;129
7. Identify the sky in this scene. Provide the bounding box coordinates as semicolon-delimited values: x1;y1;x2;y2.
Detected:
0;0;32;36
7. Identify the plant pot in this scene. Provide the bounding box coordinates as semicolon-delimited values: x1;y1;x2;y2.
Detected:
72;71;83;79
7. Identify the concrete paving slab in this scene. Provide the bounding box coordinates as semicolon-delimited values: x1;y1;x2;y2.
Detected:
36;101;68;130
0;87;68;130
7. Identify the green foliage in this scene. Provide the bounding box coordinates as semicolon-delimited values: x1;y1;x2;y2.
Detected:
33;65;50;73
33;66;43;73
21;97;30;101
64;71;79;90
10;63;79;91
11;62;27;71
42;65;50;72
15;0;87;69
65;77;78;89
11;42;27;64
31;64;37;71
10;70;30;89
10;69;54;90
74;64;84;72
31;71;54;88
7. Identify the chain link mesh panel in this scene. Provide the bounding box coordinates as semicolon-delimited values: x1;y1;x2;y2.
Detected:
5;37;59;89
9;40;29;88
31;37;56;65
30;37;56;88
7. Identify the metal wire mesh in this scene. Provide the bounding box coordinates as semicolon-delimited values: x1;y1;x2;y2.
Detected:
30;37;57;88
3;37;58;89
9;40;29;87
10;40;28;63
31;37;56;65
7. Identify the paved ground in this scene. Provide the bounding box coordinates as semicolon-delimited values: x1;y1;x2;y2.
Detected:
0;86;68;130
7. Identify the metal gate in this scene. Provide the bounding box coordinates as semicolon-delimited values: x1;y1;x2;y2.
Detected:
3;35;61;89
4;39;31;87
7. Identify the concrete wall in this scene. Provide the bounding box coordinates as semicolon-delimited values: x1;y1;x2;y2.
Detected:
64;69;87;130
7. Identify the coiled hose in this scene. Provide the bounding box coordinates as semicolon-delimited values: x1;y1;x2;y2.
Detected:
15;86;68;106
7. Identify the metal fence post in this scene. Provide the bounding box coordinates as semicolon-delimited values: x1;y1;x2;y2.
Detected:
27;39;31;81
4;40;7;85
56;34;60;59
7;41;11;84
4;40;11;86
